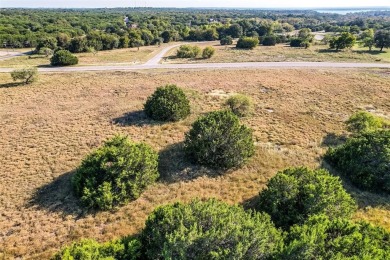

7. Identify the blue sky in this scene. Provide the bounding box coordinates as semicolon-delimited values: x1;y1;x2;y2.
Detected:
2;0;389;8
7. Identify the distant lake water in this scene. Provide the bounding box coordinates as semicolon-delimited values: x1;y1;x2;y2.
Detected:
315;9;387;15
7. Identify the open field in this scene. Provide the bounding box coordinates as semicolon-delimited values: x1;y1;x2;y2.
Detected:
162;41;390;64
0;68;389;259
0;44;171;68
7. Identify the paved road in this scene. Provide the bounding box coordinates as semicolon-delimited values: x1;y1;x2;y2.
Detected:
0;50;30;61
0;44;389;73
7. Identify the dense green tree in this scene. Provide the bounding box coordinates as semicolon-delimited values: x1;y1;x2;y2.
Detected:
374;30;390;51
184;110;254;169
261;35;277;46
346;111;389;135
282;215;390;259
53;238;141;260
227;23;243;38
176;45;201;58
144;84;191;122
236;36;259;49
50;50;78;66
256;167;357;229
220;36;233;45
329;32;356;50
72;135;159;210
141;199;284;260
325;130;390;194
202;46;215;58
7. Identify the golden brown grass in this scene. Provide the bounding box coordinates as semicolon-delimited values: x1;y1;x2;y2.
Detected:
0;68;389;259
162;41;390;64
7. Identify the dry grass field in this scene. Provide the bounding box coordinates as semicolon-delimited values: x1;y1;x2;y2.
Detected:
162;41;390;64
0;44;168;68
0;68;389;259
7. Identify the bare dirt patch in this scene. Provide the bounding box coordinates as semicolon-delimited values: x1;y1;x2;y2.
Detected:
0;68;389;258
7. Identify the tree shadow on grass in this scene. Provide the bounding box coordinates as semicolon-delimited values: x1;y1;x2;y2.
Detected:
158;142;223;184
321;132;347;147
112;110;163;127
321;161;390;209
28;171;88;218
0;82;25;88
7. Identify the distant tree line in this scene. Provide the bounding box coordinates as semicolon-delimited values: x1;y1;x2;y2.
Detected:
1;8;389;54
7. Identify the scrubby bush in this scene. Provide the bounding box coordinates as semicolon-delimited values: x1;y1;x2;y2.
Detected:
282;215;390;259
184;110;254;169
176;45;201;58
11;67;38;84
141;199;283;260
220;36;233;45
144;84;191;122
346;111;389;135
50;50;78;66
202;46;215;59
325;130;390;194
53;237;141;260
290;38;304;47
37;47;53;57
256;167;357;229
72;135;159;210
261;35;277;46
236;37;259;49
225;94;253;117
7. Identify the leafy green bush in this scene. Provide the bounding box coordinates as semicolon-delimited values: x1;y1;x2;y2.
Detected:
11;67;38;85
329;32;356;50
261;35;277;46
236;37;259;49
141;199;283;260
144;84;191;122
53;237;141;260
176;45;201;58
184;110;255;169
202;46;215;59
281;215;390;259
50;50;78;66
256;167;357;229
290;38;303;47
325;130;390;194
346;111;389;135
220;36;233;45
72;135;159;210
225;94;253;117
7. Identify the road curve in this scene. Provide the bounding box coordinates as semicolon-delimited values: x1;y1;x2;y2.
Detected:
0;43;389;73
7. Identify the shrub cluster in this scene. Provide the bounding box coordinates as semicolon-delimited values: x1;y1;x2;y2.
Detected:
220;36;233;45
256;167;357;229
225;94;253;117
72;135;159;210
202;46;215;59
346;111;389;135
325;129;390;194
236;37;259;49
50;50;78;66
144;84;191;122
261;35;277;46
54;238;141;260
282;215;390;259
141;199;283;259
10;67;38;85
290;38;304;47
176;45;201;58
184;110;255;169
